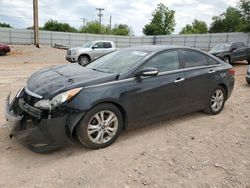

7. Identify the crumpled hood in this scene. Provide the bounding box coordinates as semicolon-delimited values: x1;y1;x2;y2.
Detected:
26;64;118;99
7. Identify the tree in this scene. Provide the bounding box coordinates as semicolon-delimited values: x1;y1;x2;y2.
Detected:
143;3;175;35
209;7;243;33
238;0;250;31
180;19;208;34
43;19;78;32
112;24;132;36
0;22;11;28
79;21;107;34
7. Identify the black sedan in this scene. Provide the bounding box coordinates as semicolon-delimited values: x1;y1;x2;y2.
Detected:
5;46;235;153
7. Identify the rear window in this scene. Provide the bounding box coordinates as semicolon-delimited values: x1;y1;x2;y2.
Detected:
236;42;245;48
180;50;208;68
104;42;112;48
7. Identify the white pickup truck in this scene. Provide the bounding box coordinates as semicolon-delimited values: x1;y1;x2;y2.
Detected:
66;40;116;66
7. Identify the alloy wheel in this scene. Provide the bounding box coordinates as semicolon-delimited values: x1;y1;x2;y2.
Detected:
210;89;224;112
87;110;118;144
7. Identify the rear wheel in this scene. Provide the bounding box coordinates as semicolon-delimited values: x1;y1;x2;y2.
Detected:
0;51;6;56
76;103;123;149
223;56;231;64
204;86;226;115
78;55;90;66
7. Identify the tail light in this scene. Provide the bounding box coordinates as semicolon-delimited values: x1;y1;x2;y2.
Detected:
228;68;235;76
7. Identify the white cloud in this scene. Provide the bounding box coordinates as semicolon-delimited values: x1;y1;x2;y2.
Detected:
0;0;239;35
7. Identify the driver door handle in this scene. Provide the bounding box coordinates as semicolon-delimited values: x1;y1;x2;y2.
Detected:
174;78;185;83
208;69;216;74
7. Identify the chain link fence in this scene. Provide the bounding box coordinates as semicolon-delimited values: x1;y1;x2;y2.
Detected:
0;27;249;50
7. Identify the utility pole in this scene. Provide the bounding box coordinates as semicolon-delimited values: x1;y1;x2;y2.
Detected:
33;0;39;48
81;18;88;27
96;8;104;26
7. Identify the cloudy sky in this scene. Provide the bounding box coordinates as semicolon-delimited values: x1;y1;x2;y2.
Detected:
0;0;238;36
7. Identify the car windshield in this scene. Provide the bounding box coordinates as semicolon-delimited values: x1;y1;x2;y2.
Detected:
86;50;149;74
210;44;231;52
83;41;94;48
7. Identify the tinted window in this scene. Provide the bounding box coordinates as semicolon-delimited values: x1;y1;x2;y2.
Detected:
231;43;237;49
181;50;208;68
94;42;105;48
236;42;245;48
141;50;180;72
207;56;219;65
104;42;112;48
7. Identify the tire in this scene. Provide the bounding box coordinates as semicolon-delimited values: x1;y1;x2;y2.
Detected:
223;56;231;64
78;55;90;66
247;59;250;65
76;103;123;149
204;86;226;115
0;51;5;56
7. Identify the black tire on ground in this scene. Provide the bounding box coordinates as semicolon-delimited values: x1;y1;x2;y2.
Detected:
247;59;250;65
0;51;5;56
76;103;123;149
223;56;231;65
247;80;250;84
204;86;226;115
78;55;90;66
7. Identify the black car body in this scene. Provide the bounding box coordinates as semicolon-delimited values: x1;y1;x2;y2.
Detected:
209;42;250;64
5;46;235;152
0;43;10;56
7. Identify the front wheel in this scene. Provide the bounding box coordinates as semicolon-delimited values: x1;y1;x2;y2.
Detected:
78;55;90;66
204;86;226;115
76;103;123;149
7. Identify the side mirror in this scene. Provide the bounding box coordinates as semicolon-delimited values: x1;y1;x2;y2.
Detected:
92;45;98;49
135;67;159;78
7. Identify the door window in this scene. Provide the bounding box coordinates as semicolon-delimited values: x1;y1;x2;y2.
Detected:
180;50;208;68
140;50;180;72
104;42;112;48
94;42;105;48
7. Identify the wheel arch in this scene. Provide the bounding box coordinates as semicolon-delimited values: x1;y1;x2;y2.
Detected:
218;83;228;99
69;100;128;140
78;54;91;61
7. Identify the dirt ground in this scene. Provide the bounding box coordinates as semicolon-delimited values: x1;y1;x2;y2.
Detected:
0;45;249;188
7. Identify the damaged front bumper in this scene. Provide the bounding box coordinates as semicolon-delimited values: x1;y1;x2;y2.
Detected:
5;93;73;153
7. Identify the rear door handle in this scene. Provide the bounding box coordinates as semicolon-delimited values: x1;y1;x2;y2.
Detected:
208;69;216;74
174;78;185;83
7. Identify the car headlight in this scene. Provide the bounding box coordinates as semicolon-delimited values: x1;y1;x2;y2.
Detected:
34;87;82;110
71;50;78;55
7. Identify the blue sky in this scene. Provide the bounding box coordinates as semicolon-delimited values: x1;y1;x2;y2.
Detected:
0;0;238;36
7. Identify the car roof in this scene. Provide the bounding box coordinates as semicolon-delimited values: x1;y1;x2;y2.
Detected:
123;45;196;52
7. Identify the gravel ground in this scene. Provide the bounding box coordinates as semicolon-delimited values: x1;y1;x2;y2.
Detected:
0;45;250;188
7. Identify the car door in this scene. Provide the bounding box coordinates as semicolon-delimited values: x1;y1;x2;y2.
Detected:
236;42;247;60
134;50;186;122
230;43;240;61
92;42;106;59
179;49;218;111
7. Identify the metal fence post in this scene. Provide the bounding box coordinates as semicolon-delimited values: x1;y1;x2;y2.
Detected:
69;33;71;45
9;29;12;44
208;33;212;50
141;37;144;45
50;32;52;46
129;36;131;46
247;33;250;47
116;36;118;47
226;33;229;43
184;35;187;46
194;34;197;48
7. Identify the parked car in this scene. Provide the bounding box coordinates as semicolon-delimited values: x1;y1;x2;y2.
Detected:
66;40;116;66
209;42;250;64
5;45;235;153
246;65;250;84
0;43;10;56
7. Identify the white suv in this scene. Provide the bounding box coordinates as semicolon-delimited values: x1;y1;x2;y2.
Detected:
66;41;116;66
